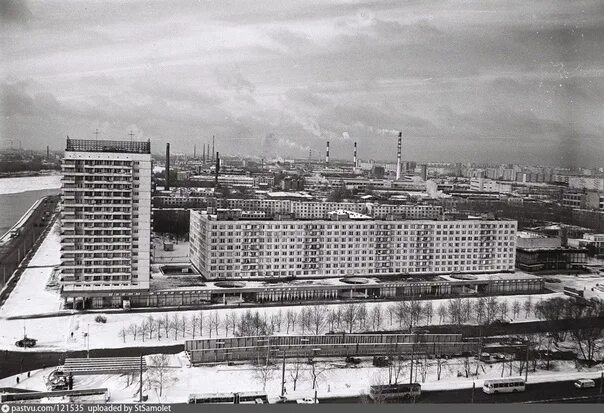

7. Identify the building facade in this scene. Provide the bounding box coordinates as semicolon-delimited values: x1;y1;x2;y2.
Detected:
190;209;517;280
219;198;443;220
60;138;152;294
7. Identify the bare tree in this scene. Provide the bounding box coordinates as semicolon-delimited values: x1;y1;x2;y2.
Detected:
147;315;156;340
140;320;148;342
512;300;521;319
437;304;447;324
212;312;221;337
523;296;533;318
387;304;395;326
343;303;360;333
181;316;189;338
288;358;304;391
326;309;337;332
253;356;275;391
333;307;343;330
370;306;383;331
119;326;127;343
499;301;509;320
285;309;296;334
435;354;447;380
162;313;170;339
409;300;424;328
485;296;499;324
310;305;327;335
474;297;487;325
388;353;407;385
276;310;283;332
147;354;172;398
308;358;330;391
422;301;433;325
357;303;368;331
299;307;312;334
170;313;180;340
128;323;138;341
191;314;199;339
394;301;409;329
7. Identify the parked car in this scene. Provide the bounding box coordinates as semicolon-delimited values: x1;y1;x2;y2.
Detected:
346;356;362;365
574;379;595;389
372;356;391;367
544;277;562;283
15;337;37;348
490;319;510;325
297;398;318;404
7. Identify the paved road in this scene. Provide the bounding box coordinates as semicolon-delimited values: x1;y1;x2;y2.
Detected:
0;344;184;380
320;377;604;403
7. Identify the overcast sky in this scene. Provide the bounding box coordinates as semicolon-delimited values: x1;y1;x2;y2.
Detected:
1;0;603;166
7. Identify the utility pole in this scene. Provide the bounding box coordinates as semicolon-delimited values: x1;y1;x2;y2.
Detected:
524;340;530;383
139;353;144;402
409;342;415;384
280;350;286;398
87;323;90;359
599;371;603;403
471;381;475;403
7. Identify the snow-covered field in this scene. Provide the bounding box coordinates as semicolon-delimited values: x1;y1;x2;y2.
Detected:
0;174;62;195
1;352;602;403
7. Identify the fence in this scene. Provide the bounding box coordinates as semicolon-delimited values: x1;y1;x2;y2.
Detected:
186;333;479;364
63;357;145;375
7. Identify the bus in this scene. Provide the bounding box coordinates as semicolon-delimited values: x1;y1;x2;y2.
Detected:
482;377;525;394
369;383;421;401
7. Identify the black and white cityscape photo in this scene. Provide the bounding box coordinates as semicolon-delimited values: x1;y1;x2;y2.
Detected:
1;0;604;408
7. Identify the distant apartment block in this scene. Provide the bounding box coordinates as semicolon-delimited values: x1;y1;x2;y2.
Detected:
470;178;513;194
190;209;516;280
219;198;443;220
60;138;152;294
568;176;604;192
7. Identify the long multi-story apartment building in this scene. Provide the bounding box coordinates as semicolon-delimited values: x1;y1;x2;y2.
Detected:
220;198;443;220
60;138;152;294
190;209;516;280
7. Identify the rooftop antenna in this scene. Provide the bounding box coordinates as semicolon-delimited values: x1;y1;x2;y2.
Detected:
94;129;100;141
128;130;135;142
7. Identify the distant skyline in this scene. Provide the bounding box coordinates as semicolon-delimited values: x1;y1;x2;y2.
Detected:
2;0;604;167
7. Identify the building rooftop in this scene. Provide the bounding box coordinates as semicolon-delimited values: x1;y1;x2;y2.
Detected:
66;138;151;154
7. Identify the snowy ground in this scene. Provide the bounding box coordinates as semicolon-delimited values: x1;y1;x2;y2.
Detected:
0;290;563;352
1;352;602;403
0;222;62;318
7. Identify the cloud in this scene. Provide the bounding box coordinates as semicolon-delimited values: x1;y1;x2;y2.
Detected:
1;0;603;165
0;0;32;26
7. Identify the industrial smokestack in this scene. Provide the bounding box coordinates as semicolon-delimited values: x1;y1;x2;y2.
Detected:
212;136;215;162
202;143;206;162
214;152;220;187
165;143;171;190
353;142;357;166
325;141;330;164
396;131;402;180
194;144;196;159
46;145;50;160
420;164;427;181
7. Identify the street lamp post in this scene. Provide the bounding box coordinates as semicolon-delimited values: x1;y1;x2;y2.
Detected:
87;324;90;359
